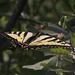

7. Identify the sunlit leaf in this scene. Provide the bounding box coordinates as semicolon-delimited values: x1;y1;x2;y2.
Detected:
22;56;57;70
50;48;70;54
58;16;67;29
40;63;47;67
62;11;73;16
3;51;9;62
55;69;69;73
71;33;75;47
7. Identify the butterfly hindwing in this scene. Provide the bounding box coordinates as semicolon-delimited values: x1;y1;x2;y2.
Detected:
0;32;18;47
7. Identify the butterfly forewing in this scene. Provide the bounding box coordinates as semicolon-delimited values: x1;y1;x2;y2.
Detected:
29;35;51;44
7;31;33;43
28;34;73;50
23;32;33;43
7;34;22;43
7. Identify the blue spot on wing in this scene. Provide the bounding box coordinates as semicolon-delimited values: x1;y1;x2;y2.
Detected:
18;43;41;50
26;46;28;48
19;43;22;46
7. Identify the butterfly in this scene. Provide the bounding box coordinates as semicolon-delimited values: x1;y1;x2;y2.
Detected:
0;31;74;51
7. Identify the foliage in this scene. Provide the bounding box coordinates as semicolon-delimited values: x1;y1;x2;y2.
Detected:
71;33;75;47
0;0;75;75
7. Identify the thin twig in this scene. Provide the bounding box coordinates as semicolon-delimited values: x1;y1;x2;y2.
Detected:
19;17;42;24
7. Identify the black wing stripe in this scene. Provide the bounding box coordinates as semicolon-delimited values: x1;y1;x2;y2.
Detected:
13;32;17;34
23;32;28;41
25;32;42;44
57;40;62;43
47;38;57;42
24;32;28;38
18;31;22;36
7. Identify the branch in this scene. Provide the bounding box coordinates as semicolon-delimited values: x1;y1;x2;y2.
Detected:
2;0;28;32
19;17;42;24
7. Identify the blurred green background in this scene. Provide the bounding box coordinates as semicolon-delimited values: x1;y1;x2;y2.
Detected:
0;0;75;75
0;0;75;31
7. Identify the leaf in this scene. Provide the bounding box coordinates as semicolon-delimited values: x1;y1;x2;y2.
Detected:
62;11;73;16
49;48;70;55
22;56;57;70
46;23;67;35
55;69;69;73
63;55;74;63
40;63;47;67
71;33;75;47
58;16;67;29
3;51;9;62
0;16;6;22
70;1;75;13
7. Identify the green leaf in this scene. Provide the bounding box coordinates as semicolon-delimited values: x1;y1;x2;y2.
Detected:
3;51;9;62
58;16;67;29
47;56;58;67
63;55;74;63
15;67;21;73
70;1;75;13
50;48;70;54
22;56;57;70
40;63;47;67
55;69;69;73
62;11;73;16
71;33;75;47
0;16;6;22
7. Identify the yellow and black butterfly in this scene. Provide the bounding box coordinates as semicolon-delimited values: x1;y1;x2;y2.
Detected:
0;31;74;51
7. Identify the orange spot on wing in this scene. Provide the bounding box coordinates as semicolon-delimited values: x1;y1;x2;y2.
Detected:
21;45;24;47
24;46;26;48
